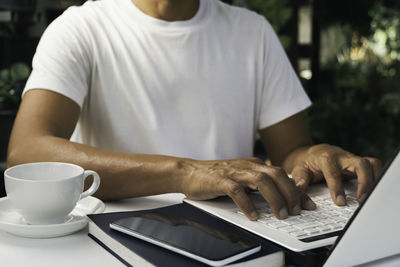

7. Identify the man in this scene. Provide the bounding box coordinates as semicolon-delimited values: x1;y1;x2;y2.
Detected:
7;0;381;221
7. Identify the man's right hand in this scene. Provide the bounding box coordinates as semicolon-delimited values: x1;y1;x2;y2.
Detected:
177;157;316;221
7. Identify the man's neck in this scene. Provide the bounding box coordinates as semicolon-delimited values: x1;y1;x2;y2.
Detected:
131;0;200;21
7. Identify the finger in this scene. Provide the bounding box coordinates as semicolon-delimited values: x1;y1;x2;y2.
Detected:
233;170;289;219
256;177;289;219
320;157;347;206
232;170;289;219
247;157;265;164
365;157;382;181
233;166;296;217
301;193;317;210
263;167;302;216
291;165;312;192
245;164;302;216
348;157;375;202
221;180;259;221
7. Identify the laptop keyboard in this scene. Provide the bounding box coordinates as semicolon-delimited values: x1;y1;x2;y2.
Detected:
236;194;358;241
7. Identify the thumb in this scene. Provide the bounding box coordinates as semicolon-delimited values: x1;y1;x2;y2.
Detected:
291;165;312;192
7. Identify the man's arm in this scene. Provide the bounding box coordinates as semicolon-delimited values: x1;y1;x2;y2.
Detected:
259;111;313;167
7;89;314;220
259;112;382;205
7;89;184;200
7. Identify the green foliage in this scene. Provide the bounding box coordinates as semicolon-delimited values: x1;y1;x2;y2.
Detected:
247;0;293;49
304;2;400;162
317;0;375;37
248;0;292;32
304;57;400;161
0;63;31;110
370;3;400;59
246;0;400;161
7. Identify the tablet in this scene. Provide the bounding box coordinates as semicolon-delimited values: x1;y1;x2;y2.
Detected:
110;211;261;266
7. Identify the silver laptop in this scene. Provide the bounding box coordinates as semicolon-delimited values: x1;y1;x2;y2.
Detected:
185;148;400;265
323;148;400;266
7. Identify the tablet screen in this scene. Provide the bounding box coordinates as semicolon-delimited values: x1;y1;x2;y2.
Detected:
110;211;260;263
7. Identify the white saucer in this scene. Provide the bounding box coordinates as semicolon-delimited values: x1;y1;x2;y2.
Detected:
0;196;105;238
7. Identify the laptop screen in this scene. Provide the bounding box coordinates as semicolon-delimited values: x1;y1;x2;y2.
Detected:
323;148;400;266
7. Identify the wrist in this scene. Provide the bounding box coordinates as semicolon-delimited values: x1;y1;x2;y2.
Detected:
170;157;197;194
122;154;196;196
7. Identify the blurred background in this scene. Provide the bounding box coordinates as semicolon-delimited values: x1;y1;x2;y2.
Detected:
0;0;399;195
239;0;400;164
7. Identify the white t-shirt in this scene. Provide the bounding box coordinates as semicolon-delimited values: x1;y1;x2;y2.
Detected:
24;0;311;160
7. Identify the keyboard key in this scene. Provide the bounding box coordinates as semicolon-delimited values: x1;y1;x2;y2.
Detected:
258;218;270;224
331;224;343;230
304;228;320;235
294;221;322;230
282;217;304;225
268;221;290;229
289;231;308;238
312;213;328;220
279;226;294;233
316;226;332;232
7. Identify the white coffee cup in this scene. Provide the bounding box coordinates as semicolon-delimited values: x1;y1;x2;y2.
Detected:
4;162;101;225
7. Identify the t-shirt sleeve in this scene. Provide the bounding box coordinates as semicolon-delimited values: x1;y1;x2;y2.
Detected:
23;7;92;108
257;20;311;130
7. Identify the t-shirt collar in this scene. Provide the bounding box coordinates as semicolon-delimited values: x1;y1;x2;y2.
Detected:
120;0;213;32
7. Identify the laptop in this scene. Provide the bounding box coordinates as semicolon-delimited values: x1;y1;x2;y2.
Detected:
185;148;400;265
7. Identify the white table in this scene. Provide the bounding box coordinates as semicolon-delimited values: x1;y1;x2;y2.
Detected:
1;193;399;267
0;193;185;267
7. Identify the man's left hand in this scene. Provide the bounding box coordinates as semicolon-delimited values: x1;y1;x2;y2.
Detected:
290;144;382;205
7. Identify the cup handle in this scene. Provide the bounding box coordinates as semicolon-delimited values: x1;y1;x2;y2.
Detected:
80;170;101;200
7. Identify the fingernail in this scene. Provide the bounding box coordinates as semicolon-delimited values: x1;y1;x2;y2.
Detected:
279;207;288;219
336;195;346;206
251;211;259;220
296;179;305;187
359;193;367;203
305;199;317;210
293;204;301;215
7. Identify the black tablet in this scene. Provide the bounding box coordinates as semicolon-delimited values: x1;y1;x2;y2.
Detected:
110;211;261;266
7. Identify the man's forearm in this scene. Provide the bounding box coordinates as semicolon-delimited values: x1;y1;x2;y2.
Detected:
7;135;186;200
